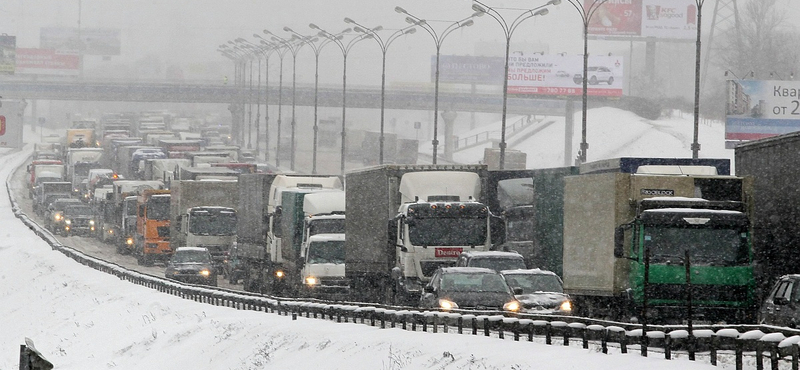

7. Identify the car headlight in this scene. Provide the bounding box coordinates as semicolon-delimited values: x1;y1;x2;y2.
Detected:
89;220;95;225
503;300;521;312
275;270;285;279
559;300;573;312
126;238;134;245
54;214;62;221
438;299;458;311
199;269;211;277
64;219;71;225
305;276;318;286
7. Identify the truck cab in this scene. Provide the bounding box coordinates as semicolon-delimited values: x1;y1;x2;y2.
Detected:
300;233;347;298
177;206;237;273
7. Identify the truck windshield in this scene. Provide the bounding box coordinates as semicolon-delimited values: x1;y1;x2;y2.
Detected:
189;210;236;236
146;197;170;220
307;240;345;264
307;218;345;236
65;206;93;216
408;217;487;247
642;226;750;266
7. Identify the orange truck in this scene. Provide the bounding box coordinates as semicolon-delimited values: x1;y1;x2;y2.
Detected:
134;189;172;266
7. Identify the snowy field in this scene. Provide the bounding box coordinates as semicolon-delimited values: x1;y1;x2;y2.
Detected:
0;109;747;369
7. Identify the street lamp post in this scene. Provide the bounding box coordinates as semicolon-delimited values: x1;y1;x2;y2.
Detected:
248;38;279;162
286;27;346;174
344;18;416;165
395;7;479;164
692;0;705;159
567;0;608;165
258;32;290;168
471;0;559;170
311;24;373;175
265;29;313;171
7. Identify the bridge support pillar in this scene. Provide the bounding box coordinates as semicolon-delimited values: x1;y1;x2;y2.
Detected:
441;110;457;162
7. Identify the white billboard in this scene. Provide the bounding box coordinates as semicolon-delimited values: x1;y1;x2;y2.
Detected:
506;53;624;97
0;100;25;148
588;0;698;40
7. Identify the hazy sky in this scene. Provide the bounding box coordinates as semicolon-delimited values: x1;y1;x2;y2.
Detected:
1;0;799;86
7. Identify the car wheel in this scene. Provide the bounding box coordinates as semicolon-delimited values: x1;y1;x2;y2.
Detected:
607;76;614;85
589;76;598;85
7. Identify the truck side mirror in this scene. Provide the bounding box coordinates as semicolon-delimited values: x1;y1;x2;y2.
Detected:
613;226;625;258
387;219;397;244
175;215;182;231
424;285;435;294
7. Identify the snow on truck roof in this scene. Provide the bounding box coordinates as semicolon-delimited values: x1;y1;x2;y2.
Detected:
308;233;345;241
303;190;345;214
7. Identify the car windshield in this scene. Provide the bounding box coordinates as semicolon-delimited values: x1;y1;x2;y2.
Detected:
440;273;510;293
469;257;526;271
172;250;211;264
503;274;563;294
306;240;345;264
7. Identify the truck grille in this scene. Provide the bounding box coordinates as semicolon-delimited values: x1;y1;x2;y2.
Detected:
648;284;749;304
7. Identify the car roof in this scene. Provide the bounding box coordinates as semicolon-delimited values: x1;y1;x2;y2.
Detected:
441;267;498;274
500;268;559;277
460;251;524;259
174;247;209;253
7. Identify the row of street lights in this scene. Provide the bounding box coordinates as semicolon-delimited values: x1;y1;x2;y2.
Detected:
219;0;608;173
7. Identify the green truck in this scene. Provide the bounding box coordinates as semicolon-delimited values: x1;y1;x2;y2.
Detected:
562;158;757;323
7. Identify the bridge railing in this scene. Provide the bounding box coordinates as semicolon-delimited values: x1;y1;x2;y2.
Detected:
455;115;543;151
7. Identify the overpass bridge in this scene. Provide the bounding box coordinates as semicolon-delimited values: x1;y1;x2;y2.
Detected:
0;78;566;115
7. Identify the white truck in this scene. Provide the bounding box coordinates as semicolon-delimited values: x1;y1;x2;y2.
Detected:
298;190;347;298
345;165;497;305
170;180;239;272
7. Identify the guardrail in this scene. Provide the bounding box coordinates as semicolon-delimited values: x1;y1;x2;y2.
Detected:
8;161;800;370
455;115;542;151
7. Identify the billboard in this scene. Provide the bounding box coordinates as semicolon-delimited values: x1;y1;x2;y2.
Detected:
588;0;697;40
40;27;121;55
0;35;16;74
506;53;624;97
16;49;80;76
432;55;505;85
726;80;800;141
0;100;25;148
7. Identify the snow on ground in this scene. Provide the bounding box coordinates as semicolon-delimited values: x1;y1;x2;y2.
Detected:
0;114;742;369
453;108;732;170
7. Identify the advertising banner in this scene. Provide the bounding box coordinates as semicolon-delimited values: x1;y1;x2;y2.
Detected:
0;100;25;148
587;0;697;40
40;27;121;55
587;0;642;36
506;53;624;97
0;35;16;74
726;80;800;140
16;48;80;76
432;55;505;85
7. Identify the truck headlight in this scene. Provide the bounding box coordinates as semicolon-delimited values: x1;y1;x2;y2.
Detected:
438;299;458;311
126;238;134;245
503;300;521;312
559;300;573;312
200;269;211;277
54;214;62;221
89;220;95;225
274;270;285;279
305;276;318;286
64;219;71;225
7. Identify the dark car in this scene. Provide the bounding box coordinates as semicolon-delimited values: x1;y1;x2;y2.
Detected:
62;204;97;237
501;269;573;315
455;251;526;272
45;198;82;233
419;267;521;312
165;247;218;286
759;274;800;327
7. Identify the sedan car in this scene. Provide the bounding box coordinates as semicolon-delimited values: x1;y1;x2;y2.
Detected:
758;274;800;327
419;267;521;312
573;66;615;85
501;269;573;315
165;247;218;286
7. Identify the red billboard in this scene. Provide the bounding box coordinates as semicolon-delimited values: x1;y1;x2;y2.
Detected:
15;48;79;76
587;0;642;36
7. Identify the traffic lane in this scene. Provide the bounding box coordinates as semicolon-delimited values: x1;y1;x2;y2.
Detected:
11;164;239;290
